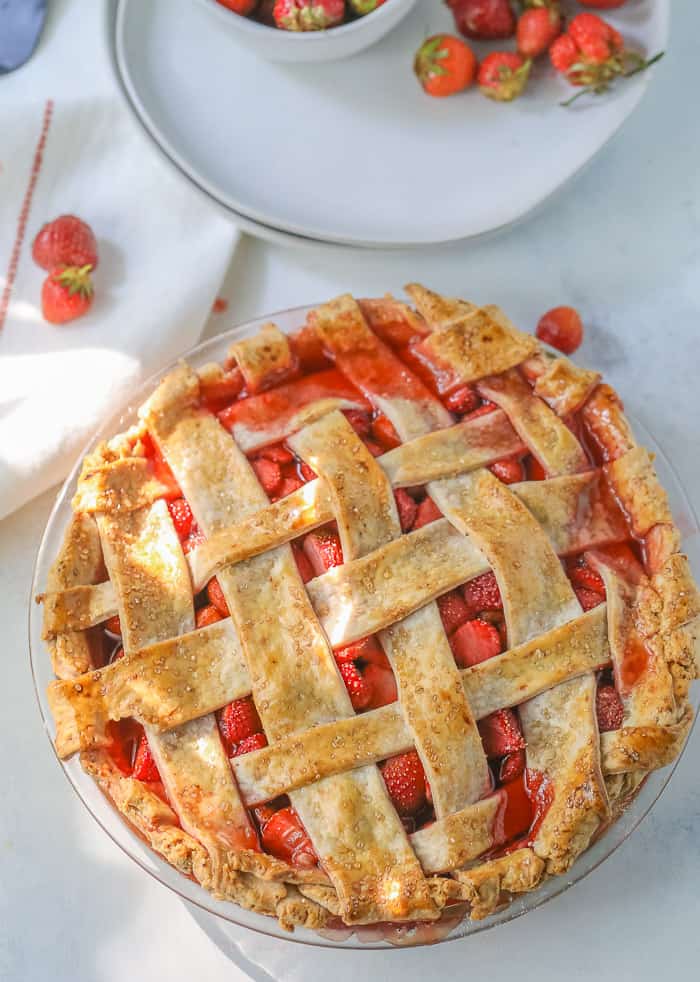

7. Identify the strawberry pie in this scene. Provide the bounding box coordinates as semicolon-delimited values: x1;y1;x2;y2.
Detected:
39;286;699;934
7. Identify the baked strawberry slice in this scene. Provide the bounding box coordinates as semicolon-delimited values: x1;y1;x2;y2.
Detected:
462;571;503;616
259;806;318;868
251;456;282;496
499;748;526;783
303;529;343;576
413;496;442;529
526;455;548;481
596;684;624;732
206;577;229;616
299;460;316;482
394;488;418;532
478;709;525;758
232;733;268;756
168;497;194;539
219;697;263;756
364;664;398;708
338;660;372;711
292;540;315;583
489;456;525;485
444;384;480;415
343;409;371;436
450;618;502;668
275;473;305;499
195;604;224;628
132;734;160;782
105;615;122;637
437;590;470;635
575;587;605;612
381;750;427;817
371;413;401;451
258;443;294;465
335;635;387;667
566;558;606;595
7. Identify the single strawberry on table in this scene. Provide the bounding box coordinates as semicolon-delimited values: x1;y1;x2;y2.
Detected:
273;0;345;30
414;34;477;98
41;265;94;325
478;51;532;102
535;305;583;354
448;0;515;41
32;214;98;270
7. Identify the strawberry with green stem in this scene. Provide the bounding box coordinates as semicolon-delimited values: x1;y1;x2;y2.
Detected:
41;265;94;325
414;34;477;98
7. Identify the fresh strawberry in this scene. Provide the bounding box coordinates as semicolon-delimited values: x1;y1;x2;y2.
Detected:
489;456;525;485
499;748;526;783
41;265;94;324
536;306;583;354
259;806;318;867
569;11;622;63
258;443;294;465
168;497;194;538
273;0;344;30
132;734;160;782
339;660;372;711
206;577;230;616
413;496;442;529
517;6;561;59
32;215;98;271
251;456;282;496
526;455;548;481
195;604;224;628
462;570;503;616
437;590;470;635
575;587;605;611
292;540;315;583
596;683;624;731
450;618;502;668
303;528;343;575
105;615;122;637
444;385;480;415
364;664;398;708
217;0;258;12
478;708;525;758
219;697;263;755
232;733;268;756
394;488;418;532
381;751;427;816
566;557;605;595
449;0;516;40
343;409;371;436
414;34;478;98
371;413;401;450
478;51;532;101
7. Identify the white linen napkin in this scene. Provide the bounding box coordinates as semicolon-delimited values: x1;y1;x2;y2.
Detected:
0;0;237;521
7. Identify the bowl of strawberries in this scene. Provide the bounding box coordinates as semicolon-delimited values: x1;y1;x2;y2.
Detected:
196;0;419;62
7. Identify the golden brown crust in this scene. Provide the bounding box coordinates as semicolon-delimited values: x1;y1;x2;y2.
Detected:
453;849;546;920
522;351;600;417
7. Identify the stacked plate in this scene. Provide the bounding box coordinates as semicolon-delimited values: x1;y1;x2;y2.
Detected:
111;0;668;250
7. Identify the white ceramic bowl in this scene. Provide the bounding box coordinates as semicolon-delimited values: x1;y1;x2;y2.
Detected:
192;0;419;62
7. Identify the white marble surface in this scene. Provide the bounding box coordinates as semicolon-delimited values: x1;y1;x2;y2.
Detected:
2;2;700;979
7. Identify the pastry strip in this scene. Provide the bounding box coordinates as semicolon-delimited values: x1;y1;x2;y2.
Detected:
228;323;297;393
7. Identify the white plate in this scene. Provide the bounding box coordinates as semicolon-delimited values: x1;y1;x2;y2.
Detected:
114;0;669;248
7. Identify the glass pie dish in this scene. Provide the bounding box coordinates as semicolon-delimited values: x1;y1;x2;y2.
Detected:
30;304;700;949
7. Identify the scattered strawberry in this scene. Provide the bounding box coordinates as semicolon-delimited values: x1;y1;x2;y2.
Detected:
364;663;398;708
596;683;624;731
517;6;561;59
381;750;427;816
273;0;344;30
478;51;532;101
413;496;442;529
207;577;230;616
437;590;470;635
105;615;122;637
449;0;516;41
536;305;583;354
32;215;98;271
551;12;661;104
195;604;224;628
394;488;418;532
168;497;194;539
41;265;94;324
303;528;343;575
450;617;502;668
566;557;606;595
499;748;526;783
219;697;263;755
575;587;605;611
478;708;525;757
444;385;480;415
414;34;478;98
462;570;503;616
132;734;160;782
232;732;269;756
251;456;282;496
339;660;372;711
258;806;318;867
292;540;315;583
489;456;525;485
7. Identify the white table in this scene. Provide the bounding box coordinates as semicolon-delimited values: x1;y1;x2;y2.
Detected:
2;5;700;979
